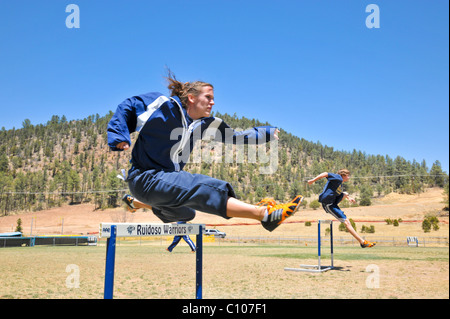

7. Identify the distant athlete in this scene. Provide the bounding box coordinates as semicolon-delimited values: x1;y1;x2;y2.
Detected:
166;222;196;253
108;70;302;231
308;169;376;248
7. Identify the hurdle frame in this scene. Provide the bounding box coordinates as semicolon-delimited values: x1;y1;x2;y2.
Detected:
99;222;204;299
407;236;419;247
285;220;334;273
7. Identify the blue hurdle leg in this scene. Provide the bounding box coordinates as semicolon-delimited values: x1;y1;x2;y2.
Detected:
104;225;117;299
318;221;321;269
196;226;203;299
330;221;334;267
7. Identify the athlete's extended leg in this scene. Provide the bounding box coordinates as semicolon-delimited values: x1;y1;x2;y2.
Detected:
126;169;302;231
342;219;365;245
125;195;272;221
323;203;375;248
124;193;263;219
226;197;266;220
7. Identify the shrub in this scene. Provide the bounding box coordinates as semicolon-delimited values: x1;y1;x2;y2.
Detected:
300;199;308;209
359;196;371;206
385;218;402;226
361;225;375;233
339;218;356;232
422;219;431;233
422;215;439;233
309;200;320;210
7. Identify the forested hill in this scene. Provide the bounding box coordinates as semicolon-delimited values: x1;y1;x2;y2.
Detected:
0;112;447;215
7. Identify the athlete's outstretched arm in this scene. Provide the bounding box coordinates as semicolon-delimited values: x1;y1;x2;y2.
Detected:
307;172;328;185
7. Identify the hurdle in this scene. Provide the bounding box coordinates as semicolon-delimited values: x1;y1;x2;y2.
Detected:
407;236;419;247
99;222;205;299
285;220;334;273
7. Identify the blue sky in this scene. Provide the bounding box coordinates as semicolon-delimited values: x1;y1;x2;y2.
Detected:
0;0;448;172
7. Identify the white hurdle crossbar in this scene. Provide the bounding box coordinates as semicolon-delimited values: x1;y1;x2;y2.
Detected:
285;220;334;273
99;222;205;299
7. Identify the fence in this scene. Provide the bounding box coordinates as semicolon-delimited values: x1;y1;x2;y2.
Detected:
223;235;449;247
96;235;449;248
0;235;97;248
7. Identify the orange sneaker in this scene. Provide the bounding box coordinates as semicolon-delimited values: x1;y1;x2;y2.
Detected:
258;195;303;232
360;240;376;248
122;194;137;213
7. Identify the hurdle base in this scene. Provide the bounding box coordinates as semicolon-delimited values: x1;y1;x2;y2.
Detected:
284;264;334;273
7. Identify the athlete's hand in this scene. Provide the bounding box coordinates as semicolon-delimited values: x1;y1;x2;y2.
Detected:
116;142;130;150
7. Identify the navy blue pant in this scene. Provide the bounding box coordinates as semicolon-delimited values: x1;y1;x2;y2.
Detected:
128;168;235;223
167;235;196;252
322;203;347;223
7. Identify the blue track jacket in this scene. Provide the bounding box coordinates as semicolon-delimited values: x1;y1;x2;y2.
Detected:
107;92;277;172
318;173;345;205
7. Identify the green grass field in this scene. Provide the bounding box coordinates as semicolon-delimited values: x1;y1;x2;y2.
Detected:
0;244;448;299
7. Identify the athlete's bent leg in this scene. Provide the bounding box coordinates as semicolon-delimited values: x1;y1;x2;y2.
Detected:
226;197;266;221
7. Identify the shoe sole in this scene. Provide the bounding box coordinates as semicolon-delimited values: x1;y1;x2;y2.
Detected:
122;195;137;213
291;195;304;215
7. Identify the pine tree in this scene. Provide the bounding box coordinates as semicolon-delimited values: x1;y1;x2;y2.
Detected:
15;218;23;233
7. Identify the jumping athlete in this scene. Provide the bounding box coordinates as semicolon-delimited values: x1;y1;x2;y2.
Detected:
308;169;376;248
108;71;302;232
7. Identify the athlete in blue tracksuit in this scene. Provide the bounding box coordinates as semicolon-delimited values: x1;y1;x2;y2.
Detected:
308;170;376;248
107;74;302;231
166;222;196;252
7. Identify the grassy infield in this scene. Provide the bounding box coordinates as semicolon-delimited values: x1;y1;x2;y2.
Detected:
0;243;448;299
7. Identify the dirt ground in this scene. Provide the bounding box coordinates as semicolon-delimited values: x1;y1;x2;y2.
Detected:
0;188;448;299
0;243;448;299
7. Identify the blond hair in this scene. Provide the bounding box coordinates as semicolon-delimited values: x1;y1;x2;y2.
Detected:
337;169;351;177
166;69;213;108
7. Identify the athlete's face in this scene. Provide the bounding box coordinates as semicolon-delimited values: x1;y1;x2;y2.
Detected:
342;174;350;182
187;86;214;120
